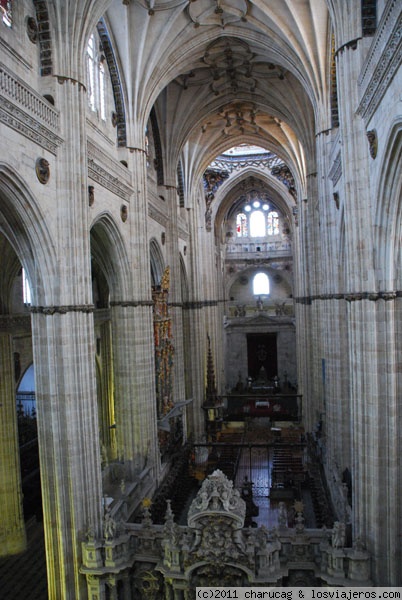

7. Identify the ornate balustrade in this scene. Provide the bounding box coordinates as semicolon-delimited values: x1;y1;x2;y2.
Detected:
81;470;371;598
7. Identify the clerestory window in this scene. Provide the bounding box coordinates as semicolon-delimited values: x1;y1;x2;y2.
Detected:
86;33;106;120
253;272;270;296
236;199;280;238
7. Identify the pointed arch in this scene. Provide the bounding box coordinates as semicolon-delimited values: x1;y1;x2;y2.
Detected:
97;18;127;146
0;163;57;307
375;120;402;289
150;238;165;287
90;212;131;301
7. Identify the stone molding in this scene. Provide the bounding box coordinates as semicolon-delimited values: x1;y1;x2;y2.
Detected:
87;141;133;201
148;202;168;227
109;300;153;308
295;291;401;304
357;1;402;121
0;315;31;333
183;300;219;309
30;304;95;315
0;63;62;154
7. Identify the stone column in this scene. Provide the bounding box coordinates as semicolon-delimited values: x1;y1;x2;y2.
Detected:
0;332;26;555
110;302;158;476
32;308;103;600
163;183;186;407
31;72;103;598
183;193;211;440
111;145;159;479
335;38;381;581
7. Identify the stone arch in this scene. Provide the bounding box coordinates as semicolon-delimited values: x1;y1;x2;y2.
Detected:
374;120;402;290
150;237;165;287
0;163;56;307
214;167;297;241
371;118;402;582
90;214;131;463
90;212;131;302
97;18;127;147
0;164;57;560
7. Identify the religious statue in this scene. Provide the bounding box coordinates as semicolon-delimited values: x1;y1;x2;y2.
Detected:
332;521;346;549
104;508;117;541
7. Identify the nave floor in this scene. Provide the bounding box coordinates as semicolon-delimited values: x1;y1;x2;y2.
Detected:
0;518;48;600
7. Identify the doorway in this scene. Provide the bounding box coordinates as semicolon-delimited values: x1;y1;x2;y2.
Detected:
247;333;278;380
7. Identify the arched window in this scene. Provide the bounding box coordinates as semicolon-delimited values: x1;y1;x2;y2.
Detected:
86;33;106;119
253;272;270;296
236;212;248;237
267;211;279;235
250;210;266;237
235;197;277;238
1;0;12;27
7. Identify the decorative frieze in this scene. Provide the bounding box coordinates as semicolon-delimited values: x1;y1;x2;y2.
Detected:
295;291;401;304
109;300;153;308
0;315;31;333
30;304;95;315
357;1;402;121
148;202;168;227
87;141;133;201
0;63;62;154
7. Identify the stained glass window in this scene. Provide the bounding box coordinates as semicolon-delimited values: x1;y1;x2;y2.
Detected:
267;211;279;235
236;213;248;237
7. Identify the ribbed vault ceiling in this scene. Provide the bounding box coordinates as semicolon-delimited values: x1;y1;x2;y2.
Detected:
104;0;331;195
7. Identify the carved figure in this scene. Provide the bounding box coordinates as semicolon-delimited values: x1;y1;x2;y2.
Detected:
278;502;287;527
332;521;346;549
104;509;117;541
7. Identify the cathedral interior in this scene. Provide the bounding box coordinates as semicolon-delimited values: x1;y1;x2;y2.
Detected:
0;1;401;598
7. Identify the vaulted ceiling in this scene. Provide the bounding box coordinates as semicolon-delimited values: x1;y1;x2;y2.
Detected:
100;0;335;206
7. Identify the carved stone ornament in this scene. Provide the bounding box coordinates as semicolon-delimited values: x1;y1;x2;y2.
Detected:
137;0;188;14
188;0;248;28
366;129;378;159
120;204;128;222
26;16;38;44
187;469;246;528
88;186;95;207
35;158;50;184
